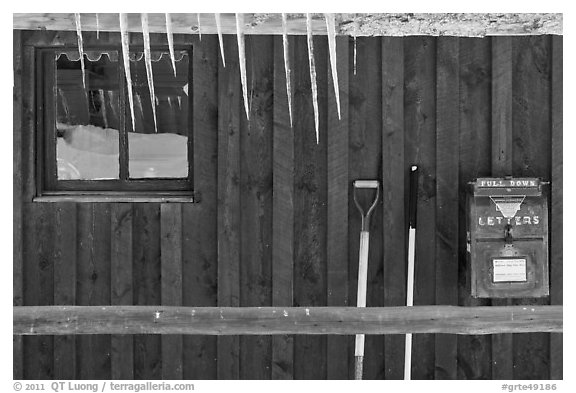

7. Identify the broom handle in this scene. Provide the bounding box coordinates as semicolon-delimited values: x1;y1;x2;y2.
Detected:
355;230;370;380
404;227;416;380
405;165;419;380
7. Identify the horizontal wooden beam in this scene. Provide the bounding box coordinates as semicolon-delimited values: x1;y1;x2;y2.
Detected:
14;305;562;336
13;13;562;37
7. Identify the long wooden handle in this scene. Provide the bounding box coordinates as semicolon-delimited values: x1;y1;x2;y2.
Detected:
354;355;364;380
404;227;416;380
355;231;370;379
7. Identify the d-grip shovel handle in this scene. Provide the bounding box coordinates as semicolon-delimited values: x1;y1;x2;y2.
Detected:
353;180;380;232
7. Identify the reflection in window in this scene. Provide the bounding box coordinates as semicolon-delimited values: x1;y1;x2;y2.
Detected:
56;50;120;180
128;50;189;179
54;49;190;181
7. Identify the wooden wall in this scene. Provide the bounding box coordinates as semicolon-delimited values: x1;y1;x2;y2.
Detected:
13;30;562;380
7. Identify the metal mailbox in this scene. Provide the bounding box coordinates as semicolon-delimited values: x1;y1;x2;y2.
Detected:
467;178;549;298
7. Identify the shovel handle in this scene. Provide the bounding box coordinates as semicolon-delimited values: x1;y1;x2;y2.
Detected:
353;180;379;189
355;355;364;380
353;181;380;231
356;231;369;309
354;230;370;380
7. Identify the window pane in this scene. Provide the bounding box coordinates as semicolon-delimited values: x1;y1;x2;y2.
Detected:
128;50;189;179
56;50;120;180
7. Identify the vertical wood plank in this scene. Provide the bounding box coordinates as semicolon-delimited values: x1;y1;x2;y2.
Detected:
490;36;514;380
404;36;436;380
183;34;218;380
549;35;563;381
348;36;384;380
293;35;328;380
76;203;111;379
13;29;24;380
161;203;183;379
239;35;274;380
457;37;492;380
511;35;551;380
53;203;77;379
492;37;513;177
381;36;406;380
23;204;55;379
20;39;43;379
132;203;161;379
272;34;295;380
434;36;459;380
326;35;350;380
111;203;134;380
217;34;241;380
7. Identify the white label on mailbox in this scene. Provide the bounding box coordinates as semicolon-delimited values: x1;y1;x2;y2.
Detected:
493;258;527;282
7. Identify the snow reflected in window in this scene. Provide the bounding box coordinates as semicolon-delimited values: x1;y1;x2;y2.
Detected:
128;50;189;179
56;51;120;180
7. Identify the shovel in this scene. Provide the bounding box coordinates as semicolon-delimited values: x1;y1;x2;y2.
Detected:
352;180;380;380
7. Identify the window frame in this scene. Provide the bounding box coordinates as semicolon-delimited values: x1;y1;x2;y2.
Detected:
35;44;194;199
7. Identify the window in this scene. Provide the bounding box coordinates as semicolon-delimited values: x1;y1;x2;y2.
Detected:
37;45;193;199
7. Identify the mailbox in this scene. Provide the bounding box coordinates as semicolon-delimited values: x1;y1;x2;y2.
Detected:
467;178;549;298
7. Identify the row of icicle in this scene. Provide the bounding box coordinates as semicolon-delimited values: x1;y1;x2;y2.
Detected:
73;13;344;143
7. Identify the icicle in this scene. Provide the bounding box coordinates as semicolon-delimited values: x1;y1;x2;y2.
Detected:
141;13;158;133
215;13;226;67
177;96;182;109
106;90;117;120
306;14;320;144
197;13;202;41
165;13;177;77
58;88;71;124
119;13;136;131
353;36;357;75
99;89;109;128
168;96;173;110
74;13;87;91
236;13;250;120
281;13;293;128
325;13;341;120
136;93;144;124
96;13;100;39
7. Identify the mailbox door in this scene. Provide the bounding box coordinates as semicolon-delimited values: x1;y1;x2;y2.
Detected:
471;240;549;298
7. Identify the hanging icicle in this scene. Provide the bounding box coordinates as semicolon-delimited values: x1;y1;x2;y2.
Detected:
215;13;226;67
107;90;118;120
165;13;177;77
99;89;108;128
325;13;341;120
136;93;144;124
306;14;320;144
96;13;100;39
119;13;136;131
281;13;293;128
58;88;71;124
197;13;202;41
236;13;250;120
141;13;159;133
353;36;357;75
74;13;87;91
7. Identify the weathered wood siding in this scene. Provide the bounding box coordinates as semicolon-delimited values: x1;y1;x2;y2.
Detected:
13;31;562;380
